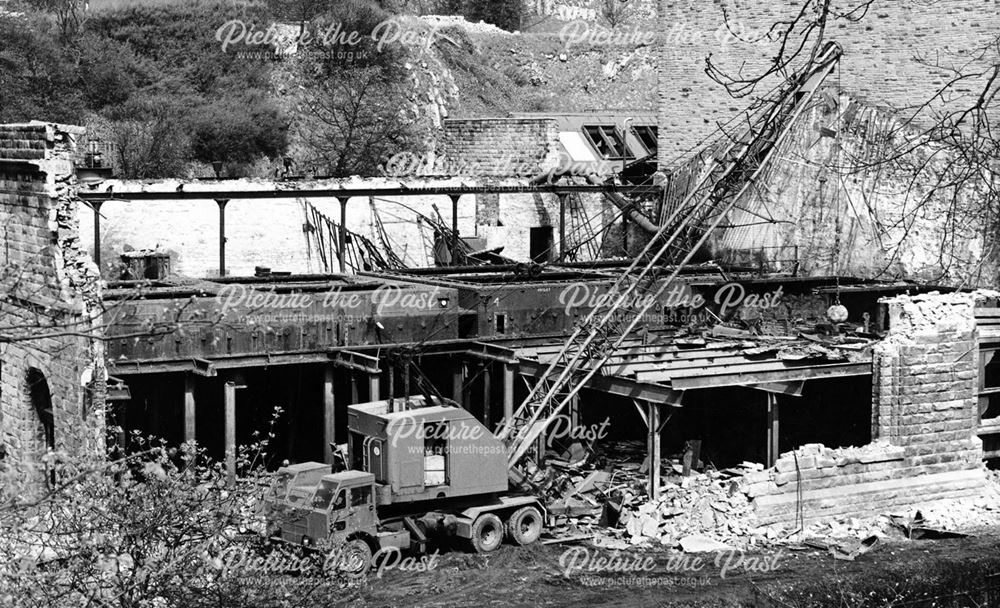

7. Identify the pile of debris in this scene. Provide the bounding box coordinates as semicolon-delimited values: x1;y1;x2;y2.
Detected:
537;441;767;551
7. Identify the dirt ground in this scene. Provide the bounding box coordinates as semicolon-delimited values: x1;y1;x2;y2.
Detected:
331;531;1000;608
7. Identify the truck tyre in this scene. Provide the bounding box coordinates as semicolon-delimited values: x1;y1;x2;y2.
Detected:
507;506;543;546
338;538;372;576
469;513;504;553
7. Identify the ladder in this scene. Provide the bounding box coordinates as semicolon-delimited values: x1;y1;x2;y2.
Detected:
497;43;843;478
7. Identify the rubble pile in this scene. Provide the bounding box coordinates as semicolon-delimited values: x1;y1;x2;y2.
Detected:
539;435;1000;553
609;467;762;551
539;441;766;551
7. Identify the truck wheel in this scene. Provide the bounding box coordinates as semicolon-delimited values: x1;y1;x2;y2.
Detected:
469;513;504;553
338;538;372;576
507;506;543;546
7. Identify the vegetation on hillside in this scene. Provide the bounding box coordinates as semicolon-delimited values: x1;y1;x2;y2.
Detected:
0;0;553;179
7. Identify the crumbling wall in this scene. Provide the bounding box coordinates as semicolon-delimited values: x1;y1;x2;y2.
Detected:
742;292;986;525
658;86;997;286
0;122;106;483
654;0;1000;164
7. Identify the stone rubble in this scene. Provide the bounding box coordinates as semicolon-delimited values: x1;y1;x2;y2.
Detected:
541;440;1000;554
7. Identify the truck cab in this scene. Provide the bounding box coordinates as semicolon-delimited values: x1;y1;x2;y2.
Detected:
263;462;330;526
309;471;378;545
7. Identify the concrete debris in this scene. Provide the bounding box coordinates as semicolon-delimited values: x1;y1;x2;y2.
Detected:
540;441;1000;551
678;535;736;553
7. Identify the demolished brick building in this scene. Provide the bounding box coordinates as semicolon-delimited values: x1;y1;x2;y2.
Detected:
0;123;106;484
0;37;997;528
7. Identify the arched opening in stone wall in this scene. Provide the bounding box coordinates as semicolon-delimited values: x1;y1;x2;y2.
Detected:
27;368;55;451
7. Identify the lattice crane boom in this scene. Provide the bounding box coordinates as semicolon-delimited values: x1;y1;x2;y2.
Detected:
497;43;842;478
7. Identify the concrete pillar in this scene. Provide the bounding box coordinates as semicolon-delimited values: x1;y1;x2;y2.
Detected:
323;365;336;464
503;363;515;424
766;393;780;467
647;401;661;499
183;374;196;443
368;372;380;402
481;363;492;428
224;381;236;486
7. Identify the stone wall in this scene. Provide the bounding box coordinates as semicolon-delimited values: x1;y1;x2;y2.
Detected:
654;0;1000;164
742;292;987;525
0;122;106;483
656;84;996;286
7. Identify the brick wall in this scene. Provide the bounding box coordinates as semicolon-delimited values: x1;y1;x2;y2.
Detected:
438;118;562;177
0;122;106;486
742;292;987;525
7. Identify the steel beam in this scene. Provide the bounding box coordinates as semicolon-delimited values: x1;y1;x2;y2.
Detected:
216;199;229;277
517;358;684;405
79;183;661;203
89;201;103;272
667;362;871;390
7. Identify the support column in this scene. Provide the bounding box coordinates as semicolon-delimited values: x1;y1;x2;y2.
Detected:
368;372;380;402
450;194;461;266
183;374;196;444
90;201;104;272
647;401;661;500
323;365;336;464
766;393;780;467
337;196;349;273
502;363;515;424
461;362;472;406
350;373;359;404
387;365;396;412
558;193;567;261
481;363;492;429
567;393;579;429
216;199;229;277
224;381;236;486
452;360;466;406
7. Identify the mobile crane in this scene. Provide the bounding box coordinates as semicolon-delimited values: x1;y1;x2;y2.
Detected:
264;43;842;572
